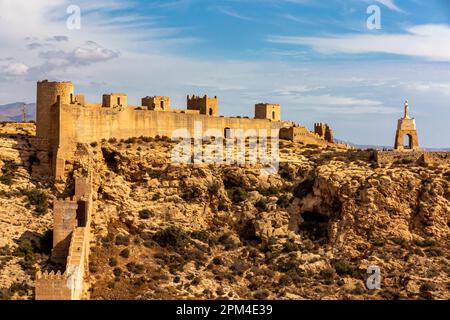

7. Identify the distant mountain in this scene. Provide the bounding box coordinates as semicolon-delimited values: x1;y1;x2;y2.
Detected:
0;102;36;121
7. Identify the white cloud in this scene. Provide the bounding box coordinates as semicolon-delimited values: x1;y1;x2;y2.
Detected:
405;82;450;97
268;24;450;61
216;7;253;21
375;0;403;12
2;63;29;76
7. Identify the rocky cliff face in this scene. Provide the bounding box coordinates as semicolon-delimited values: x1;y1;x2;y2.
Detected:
79;138;449;300
0;125;449;300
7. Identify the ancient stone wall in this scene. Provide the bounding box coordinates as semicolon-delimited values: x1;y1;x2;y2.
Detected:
376;151;450;166
280;126;330;146
35;176;93;300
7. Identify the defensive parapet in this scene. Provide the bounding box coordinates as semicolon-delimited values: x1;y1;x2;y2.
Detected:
255;103;281;121
35;175;93;300
142;96;171;111
187;94;218;116
314;123;334;143
102;93;128;108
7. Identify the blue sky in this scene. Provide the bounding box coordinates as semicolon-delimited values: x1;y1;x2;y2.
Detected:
0;0;449;147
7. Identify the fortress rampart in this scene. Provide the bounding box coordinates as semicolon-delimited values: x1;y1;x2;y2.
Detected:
35;175;93;300
34;80;335;179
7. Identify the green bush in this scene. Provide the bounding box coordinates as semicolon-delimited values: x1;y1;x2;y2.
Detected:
152;192;161;201
190;230;210;243
333;260;354;276
138;209;153;220
227;187;248;203
257;186;279;196
154;226;190;249
276;194;291;208
182;186;203;201
0;161;19;185
413;239;436;247
19;188;48;215
283;240;299;253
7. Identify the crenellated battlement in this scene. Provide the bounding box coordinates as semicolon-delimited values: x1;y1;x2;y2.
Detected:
35;175;93;300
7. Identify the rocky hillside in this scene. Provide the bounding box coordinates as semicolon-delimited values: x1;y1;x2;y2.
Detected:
0;124;449;300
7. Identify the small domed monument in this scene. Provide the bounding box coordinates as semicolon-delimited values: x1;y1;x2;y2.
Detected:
394;100;420;151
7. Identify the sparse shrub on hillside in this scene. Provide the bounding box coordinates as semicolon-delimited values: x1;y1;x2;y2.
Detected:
119;248;130;258
109;258;118;267
182;186;203;201
283;240;299;253
227;187;248;203
320;268;336;283
115;235;130;246
0;161;19;185
253;290;269;300
333;260;354;276
276;194;291;208
138;209;153;220
413;238;436;247
257;186;279;196
190;230;210;244
254;198;267;212
153;226;190;249
139;136;153;143
19;188;48;215
113;267;122;277
90;141;98;147
124;137;137;144
207;181;221;196
108;137;117;144
152;192;161;201
126;262;145;274
147;168;162;179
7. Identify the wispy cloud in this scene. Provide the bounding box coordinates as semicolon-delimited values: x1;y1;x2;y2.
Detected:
216;7;254;21
374;0;403;13
268;24;450;61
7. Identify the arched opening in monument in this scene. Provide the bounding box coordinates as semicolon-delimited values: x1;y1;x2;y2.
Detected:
117;97;121;106
209;108;213;116
272;111;275;120
160;101;164;110
56;95;61;104
403;134;413;149
70;93;73;103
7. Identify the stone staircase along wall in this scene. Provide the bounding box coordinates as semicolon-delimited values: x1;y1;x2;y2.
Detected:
35;175;93;300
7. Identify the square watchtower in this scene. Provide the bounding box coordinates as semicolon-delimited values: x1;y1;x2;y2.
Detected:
187;95;218;116
255;103;281;121
142;96;170;111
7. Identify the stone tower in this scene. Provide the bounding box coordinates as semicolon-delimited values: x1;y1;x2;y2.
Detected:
394;100;420;151
187;95;218;116
36;80;74;140
314;123;334;143
255;103;281;121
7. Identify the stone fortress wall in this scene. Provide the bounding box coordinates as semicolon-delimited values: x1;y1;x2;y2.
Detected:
34;80;335;179
35;175;93;300
31;79;338;299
